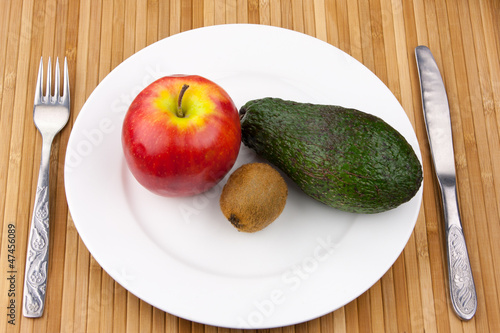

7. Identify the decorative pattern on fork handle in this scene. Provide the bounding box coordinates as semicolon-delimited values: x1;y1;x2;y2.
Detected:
24;184;50;316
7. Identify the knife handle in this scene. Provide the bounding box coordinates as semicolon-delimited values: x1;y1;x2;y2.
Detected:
441;183;477;320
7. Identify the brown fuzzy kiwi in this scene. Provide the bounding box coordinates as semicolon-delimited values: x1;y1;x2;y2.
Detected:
220;163;288;233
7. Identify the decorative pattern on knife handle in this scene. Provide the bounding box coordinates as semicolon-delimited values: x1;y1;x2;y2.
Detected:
23;185;49;317
448;225;477;318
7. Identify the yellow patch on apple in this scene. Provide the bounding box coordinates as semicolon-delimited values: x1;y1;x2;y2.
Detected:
152;84;218;130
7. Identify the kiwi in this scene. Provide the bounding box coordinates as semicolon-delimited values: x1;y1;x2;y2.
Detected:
220;163;288;233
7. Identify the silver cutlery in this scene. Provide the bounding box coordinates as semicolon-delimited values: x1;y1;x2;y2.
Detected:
415;45;477;320
23;57;70;318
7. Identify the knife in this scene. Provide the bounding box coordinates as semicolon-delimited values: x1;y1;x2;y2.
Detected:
415;45;477;320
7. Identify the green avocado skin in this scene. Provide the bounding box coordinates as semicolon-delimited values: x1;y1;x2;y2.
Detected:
239;98;423;214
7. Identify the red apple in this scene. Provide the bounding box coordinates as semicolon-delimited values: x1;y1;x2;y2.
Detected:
121;75;241;197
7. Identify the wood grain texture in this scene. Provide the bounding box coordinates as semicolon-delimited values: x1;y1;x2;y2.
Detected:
0;0;499;332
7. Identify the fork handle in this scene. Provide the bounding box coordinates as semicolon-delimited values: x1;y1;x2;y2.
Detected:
23;135;54;318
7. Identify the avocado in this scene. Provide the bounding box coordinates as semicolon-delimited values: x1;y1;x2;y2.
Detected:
239;98;423;214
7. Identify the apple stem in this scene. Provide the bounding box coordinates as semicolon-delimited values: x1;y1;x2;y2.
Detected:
177;84;190;118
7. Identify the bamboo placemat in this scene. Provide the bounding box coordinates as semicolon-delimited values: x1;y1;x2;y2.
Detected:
0;0;499;332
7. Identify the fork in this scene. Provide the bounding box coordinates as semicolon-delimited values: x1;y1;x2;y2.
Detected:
23;57;70;318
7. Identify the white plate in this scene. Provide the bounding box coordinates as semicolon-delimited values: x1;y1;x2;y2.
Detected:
64;24;422;329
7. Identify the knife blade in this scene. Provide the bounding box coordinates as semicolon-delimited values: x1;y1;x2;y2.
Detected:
415;45;477;320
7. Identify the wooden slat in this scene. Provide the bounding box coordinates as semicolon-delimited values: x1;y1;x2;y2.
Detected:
47;0;72;331
465;0;500;319
0;0;499;332
2;2;33;333
87;1;114;333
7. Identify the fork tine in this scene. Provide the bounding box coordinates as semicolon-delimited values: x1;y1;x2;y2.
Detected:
45;57;52;101
54;58;60;102
62;57;69;104
34;57;43;104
